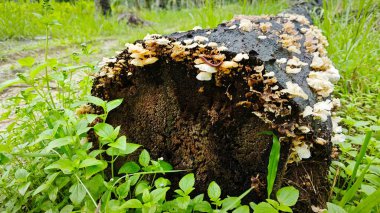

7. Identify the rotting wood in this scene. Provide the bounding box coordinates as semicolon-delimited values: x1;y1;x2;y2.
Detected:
89;2;344;212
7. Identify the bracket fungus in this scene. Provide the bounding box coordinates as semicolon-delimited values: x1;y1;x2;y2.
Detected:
91;9;342;213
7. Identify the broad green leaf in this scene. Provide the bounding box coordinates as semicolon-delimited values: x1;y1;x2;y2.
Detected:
159;160;173;171
69;182;86;205
29;63;48;79
86;96;106;107
151;187;170;203
33;172;60;196
194;201;212;212
94;123;114;139
208;181;221;201
139;149;150;167
221;197;241;211
176;196;191;209
18;56;35;67
18;182;31;195
155;177;171;188
233;205;250;213
222;187;253;212
84;161;107;179
116;180;131;199
276;186;299;206
60;205;74;213
45;159;75;174
266;199;279;209
106;99;123;112
179;173;195;195
48;186;58;201
45;136;75;152
79;158;104;168
121;199;143;209
267;133;281;198
326;202;347;213
278;204;293;213
15;168;29;182
254;202;278;213
142;189;151;203
125;142;141;155
106;199;123;213
109;136;127;151
135;181;150;196
119;162;140;174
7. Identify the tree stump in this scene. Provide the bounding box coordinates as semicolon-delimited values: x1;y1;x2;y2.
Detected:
91;9;342;212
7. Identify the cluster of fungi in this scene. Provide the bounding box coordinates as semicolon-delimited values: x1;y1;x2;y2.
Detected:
87;12;344;212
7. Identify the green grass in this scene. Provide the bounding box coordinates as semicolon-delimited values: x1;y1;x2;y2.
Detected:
0;0;288;43
314;0;380;211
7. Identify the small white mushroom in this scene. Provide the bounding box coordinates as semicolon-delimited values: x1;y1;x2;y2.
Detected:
196;72;212;81
233;53;249;62
239;19;254;32
183;39;193;45
185;43;199;49
307;71;334;97
263;71;275;77
302;106;313;117
194;36;209;43
156;38;170;45
220;61;239;69
276;58;287;64
286;56;308;74
194;64;217;73
254;65;264;72
295;143;311;159
217;46;228;51
316;137;327;145
207;42;218;47
281;81;309;100
298;126;311;133
312;100;333;122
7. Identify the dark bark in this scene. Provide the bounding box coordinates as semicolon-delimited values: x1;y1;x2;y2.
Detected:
91;3;334;212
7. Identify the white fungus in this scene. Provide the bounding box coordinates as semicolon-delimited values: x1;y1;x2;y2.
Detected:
281;81;309;100
194;64;217;73
233;53;249;62
196;72;212;81
239;19;254;32
295;143;311;159
194;36;209;43
276;58;287;64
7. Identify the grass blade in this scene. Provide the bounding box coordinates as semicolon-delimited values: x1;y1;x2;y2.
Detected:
267;133;281;198
348;131;372;187
339;163;370;206
350;188;380;213
0;78;22;92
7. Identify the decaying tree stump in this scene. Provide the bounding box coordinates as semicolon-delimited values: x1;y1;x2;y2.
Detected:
90;5;343;212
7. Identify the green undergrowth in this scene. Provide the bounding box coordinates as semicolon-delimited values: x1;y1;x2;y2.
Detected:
312;0;380;212
0;0;287;42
